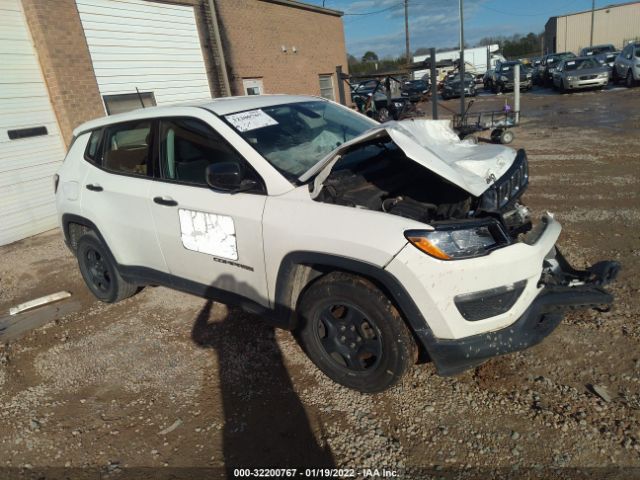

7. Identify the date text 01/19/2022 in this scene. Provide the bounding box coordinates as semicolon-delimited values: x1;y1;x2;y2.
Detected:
232;468;398;478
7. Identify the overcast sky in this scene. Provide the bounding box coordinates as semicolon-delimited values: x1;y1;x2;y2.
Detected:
306;0;618;58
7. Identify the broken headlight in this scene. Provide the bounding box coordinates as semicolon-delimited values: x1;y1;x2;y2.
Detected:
405;219;510;260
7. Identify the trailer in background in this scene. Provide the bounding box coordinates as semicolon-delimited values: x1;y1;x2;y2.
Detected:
413;44;506;81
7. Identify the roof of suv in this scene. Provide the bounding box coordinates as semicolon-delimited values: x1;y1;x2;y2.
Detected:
73;94;323;136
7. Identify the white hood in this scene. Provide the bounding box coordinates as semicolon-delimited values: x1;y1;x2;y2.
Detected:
304;119;517;198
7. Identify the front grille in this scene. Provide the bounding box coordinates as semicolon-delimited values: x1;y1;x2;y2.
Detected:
579;74;597;80
455;281;527;321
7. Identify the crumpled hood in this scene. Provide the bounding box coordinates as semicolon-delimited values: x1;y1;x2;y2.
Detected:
304;119;517;198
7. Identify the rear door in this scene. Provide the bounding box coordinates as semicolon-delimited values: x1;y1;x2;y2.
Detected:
148;116;269;307
82;119;167;272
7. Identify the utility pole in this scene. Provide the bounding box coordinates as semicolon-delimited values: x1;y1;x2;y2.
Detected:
589;0;595;47
459;0;465;116
404;0;411;67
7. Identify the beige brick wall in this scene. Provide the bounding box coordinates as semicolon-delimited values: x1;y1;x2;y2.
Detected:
215;0;350;102
21;0;104;146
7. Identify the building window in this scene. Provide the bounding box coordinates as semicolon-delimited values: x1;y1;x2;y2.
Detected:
319;75;335;101
103;92;156;115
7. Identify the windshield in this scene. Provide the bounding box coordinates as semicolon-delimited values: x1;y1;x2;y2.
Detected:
448;73;474;82
404;80;426;89
224;101;375;180
563;58;599;70
498;63;519;72
547;52;575;64
585;45;614;55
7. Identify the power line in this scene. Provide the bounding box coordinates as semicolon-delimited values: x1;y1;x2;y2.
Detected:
343;2;403;16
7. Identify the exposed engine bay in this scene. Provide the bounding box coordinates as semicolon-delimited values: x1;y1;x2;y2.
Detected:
312;137;532;238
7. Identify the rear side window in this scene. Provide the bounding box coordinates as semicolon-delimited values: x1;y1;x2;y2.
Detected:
102;121;152;176
84;130;102;164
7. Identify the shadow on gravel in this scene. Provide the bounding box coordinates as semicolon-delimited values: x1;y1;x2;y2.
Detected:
191;299;335;470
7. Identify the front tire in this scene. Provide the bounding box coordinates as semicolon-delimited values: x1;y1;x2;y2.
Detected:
76;232;138;303
296;273;417;393
626;70;635;88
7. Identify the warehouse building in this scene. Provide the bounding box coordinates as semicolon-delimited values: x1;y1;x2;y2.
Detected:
544;1;640;54
0;0;349;245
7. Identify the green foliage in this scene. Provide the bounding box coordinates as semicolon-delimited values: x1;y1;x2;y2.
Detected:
477;32;544;59
361;51;379;62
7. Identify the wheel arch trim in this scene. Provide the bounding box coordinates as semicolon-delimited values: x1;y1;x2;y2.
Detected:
274;251;434;343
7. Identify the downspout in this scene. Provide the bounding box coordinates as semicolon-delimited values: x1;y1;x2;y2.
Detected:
207;0;231;96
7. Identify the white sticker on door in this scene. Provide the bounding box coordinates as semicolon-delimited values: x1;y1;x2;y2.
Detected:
178;209;238;260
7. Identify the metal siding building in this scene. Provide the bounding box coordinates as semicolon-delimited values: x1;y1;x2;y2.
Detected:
545;1;640;54
0;0;348;246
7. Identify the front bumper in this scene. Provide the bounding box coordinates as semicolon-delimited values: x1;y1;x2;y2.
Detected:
565;77;608;89
385;214;619;375
500;80;532;90
424;260;618;376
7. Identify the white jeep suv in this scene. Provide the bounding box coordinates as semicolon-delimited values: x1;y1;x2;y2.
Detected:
55;95;619;392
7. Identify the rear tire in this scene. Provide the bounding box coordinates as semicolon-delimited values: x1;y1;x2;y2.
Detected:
76;232;138;303
296;273;417;393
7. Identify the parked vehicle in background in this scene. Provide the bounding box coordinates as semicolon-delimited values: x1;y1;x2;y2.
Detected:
442;72;476;99
483;69;495;90
580;44;616;57
489;61;533;93
401;79;430;102
540;52;576;86
581;44;619;79
552;57;609;92
352;81;410;122
55;95;619;392
614;42;640;87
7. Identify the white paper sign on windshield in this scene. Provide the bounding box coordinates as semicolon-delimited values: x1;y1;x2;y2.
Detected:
226;109;278;132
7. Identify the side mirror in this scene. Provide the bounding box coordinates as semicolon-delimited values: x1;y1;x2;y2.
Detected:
205;162;257;193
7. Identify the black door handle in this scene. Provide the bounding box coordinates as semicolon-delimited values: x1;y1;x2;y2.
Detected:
153;196;178;207
86;184;103;192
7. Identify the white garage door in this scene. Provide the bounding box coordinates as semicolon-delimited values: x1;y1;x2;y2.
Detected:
76;0;212;110
0;0;67;246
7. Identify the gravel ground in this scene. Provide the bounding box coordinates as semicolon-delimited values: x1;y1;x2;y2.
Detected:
0;84;639;480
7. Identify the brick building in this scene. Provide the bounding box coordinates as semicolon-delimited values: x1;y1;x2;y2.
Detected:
0;0;349;245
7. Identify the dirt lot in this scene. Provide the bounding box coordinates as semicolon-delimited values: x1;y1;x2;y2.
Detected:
1;85;640;479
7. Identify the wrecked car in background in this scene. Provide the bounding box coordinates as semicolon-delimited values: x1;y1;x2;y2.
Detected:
55;95;619;393
552;57;609;92
488;61;533;93
442;72;477;99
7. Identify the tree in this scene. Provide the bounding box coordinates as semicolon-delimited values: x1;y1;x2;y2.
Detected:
413;47;431;56
361;51;379;63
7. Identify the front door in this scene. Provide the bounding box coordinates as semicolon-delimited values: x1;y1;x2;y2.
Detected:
148;116;269;308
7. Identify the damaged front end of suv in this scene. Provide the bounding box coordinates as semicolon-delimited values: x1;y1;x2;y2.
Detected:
304;119;619;374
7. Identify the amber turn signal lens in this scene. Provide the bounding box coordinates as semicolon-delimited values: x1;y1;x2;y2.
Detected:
406;236;451;260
